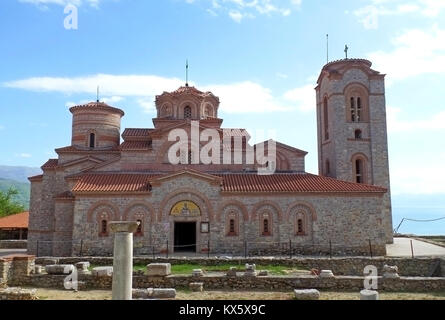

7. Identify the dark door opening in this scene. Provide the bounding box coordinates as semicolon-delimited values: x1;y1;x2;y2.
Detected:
174;222;196;252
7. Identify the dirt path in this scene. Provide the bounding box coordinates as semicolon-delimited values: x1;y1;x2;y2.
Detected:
31;288;445;300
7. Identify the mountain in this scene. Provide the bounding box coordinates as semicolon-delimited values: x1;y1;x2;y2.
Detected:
0;178;30;210
0;165;41;210
0;165;41;183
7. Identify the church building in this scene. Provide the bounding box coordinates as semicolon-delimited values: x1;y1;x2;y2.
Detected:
27;59;392;257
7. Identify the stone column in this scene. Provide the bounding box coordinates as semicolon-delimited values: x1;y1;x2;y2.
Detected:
109;221;139;300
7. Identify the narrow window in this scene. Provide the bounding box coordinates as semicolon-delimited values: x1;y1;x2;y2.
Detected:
350;97;356;122
325;159;330;176
89;133;96;148
263;219;270;235
184;106;192;119
323;97;329;140
355;129;362;139
229;219;235;234
188;151;193;164
100;220;107;235
136;219;142;235
355;159;364;183
297;219;304;234
357;97;362;122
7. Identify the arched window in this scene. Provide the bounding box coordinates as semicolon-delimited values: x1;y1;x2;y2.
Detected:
355;129;362;140
323;97;329;141
89;132;96;148
136;219;143;236
100;220;107;236
205;105;213;119
350;96;365;122
184;106;192;119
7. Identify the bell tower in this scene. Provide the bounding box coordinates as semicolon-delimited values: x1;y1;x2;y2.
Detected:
315;58;393;243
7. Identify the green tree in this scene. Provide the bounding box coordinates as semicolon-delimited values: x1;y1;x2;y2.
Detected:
0;188;25;217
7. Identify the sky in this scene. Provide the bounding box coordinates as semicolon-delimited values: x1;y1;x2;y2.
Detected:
0;0;444;200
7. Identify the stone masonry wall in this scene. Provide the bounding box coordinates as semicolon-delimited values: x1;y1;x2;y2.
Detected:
18;273;445;293
35;256;443;277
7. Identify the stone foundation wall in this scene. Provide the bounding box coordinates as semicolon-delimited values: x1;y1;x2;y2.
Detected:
17;273;445;293
0;240;27;249
35;256;443;277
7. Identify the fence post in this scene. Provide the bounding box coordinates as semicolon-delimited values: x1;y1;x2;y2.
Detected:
80;239;83;257
166;240;169;259
208;239;210;258
329;240;332;259
289;240;292;259
410;240;414;258
368;239;373;258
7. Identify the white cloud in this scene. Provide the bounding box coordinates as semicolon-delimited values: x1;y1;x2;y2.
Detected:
391;158;445;194
283;83;315;112
353;0;445;29
16;153;32;158
276;72;288;79
137;98;156;114
367;26;445;83
186;0;302;22
4;74;296;114
387;107;445;133
4;74;184;97
229;10;244;22
18;0;101;8
202;81;292;113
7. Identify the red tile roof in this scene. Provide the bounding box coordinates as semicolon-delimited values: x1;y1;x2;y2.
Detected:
72;173;159;193
0;212;29;229
69;101;125;116
41;159;58;169
122;128;153;138
55;146;120;153
71;172;386;194
218;173;387;193
120;141;152;150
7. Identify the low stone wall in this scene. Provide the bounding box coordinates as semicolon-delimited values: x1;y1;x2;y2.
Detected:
35;256;443;277
16;273;445;293
0;240;28;249
0;287;38;300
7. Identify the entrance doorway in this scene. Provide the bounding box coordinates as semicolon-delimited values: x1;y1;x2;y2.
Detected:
174;222;196;252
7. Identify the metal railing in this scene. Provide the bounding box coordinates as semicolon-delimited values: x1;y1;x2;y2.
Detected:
27;238;384;258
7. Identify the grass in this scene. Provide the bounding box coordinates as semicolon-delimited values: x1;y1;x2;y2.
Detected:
91;263;308;275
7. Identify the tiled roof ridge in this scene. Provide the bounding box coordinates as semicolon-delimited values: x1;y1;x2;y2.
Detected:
69;101;125;116
322;58;372;69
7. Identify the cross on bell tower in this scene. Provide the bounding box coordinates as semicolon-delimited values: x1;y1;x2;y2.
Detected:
344;45;349;59
185;59;189;87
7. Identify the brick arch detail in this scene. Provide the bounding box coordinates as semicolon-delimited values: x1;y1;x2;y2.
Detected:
217;200;249;222
158;188;214;222
122;201;155;221
285;201;317;222
87;201;121;223
250;201;283;221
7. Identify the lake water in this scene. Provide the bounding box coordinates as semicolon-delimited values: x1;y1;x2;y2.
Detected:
392;206;445;235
